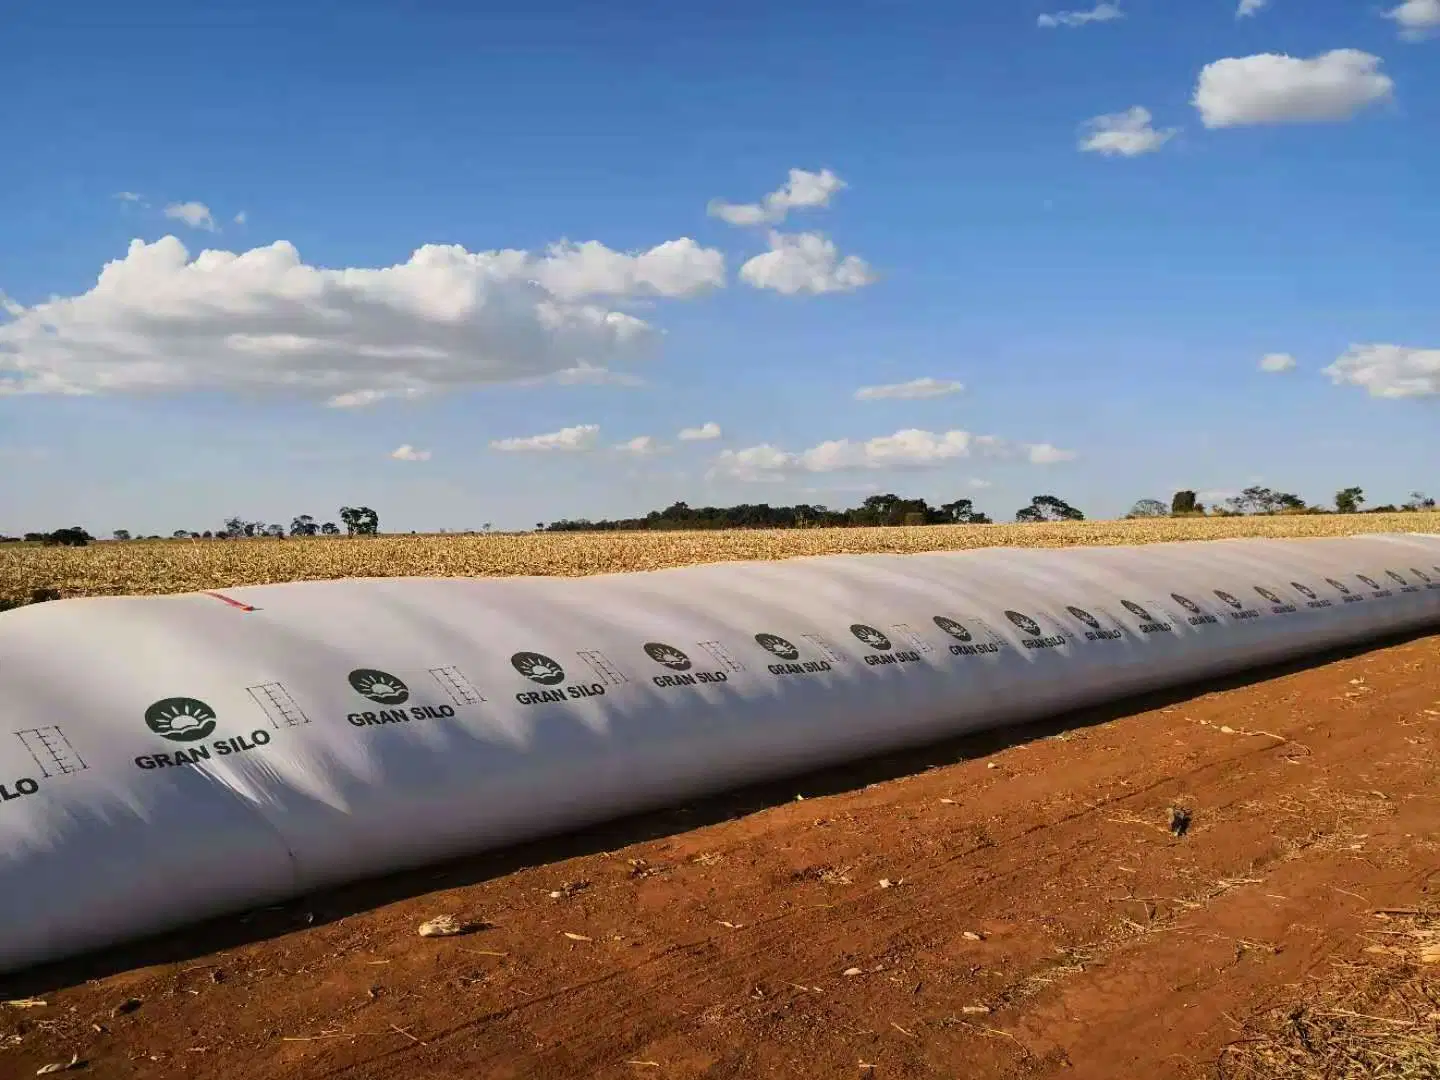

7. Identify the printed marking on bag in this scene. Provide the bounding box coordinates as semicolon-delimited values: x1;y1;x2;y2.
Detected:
1213;590;1262;620
848;623;922;668
1002;610;1068;650
511;651;607;705
2;726;87;804
752;632;834;677
344;668;460;727
1119;599;1174;635
931;615;1004;657
1253;586;1298;615
136;697;274;770
1168;593;1222;626
641;642;731;689
1066;605;1125;641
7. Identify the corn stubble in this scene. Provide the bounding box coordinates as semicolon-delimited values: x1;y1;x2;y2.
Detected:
2;513;1438;609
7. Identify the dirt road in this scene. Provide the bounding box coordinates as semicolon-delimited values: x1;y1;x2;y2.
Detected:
3;632;1437;1079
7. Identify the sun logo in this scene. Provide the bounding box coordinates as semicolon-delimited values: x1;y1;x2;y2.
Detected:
1121;600;1152;621
849;624;892;651
754;633;800;660
1215;590;1243;609
1414;568;1433;583
511;652;566;686
1005;611;1043;637
1291;582;1316;599
1067;606;1100;629
1254;586;1282;605
643;643;692;671
144;698;218;743
1358;575;1381;590
1171;593;1201;614
933;616;972;641
1327;578;1351;594
348;669;410;704
1387;570;1407;586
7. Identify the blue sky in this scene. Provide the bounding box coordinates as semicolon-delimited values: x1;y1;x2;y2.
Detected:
2;0;1436;536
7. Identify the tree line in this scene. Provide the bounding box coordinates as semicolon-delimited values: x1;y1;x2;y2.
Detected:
3;485;1433;547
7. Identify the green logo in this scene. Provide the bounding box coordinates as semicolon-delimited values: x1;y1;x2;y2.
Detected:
145;697;218;743
348;669;410;704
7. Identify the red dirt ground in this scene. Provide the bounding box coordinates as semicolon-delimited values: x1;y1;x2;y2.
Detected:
2;631;1437;1080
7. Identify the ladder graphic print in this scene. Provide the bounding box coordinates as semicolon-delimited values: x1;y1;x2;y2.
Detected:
429;666;484;706
246;682;311;728
16;726;88;778
696;640;745;672
890;623;934;654
800;633;846;663
577;650;629;687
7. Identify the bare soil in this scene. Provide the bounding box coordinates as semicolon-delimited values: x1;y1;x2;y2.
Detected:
3;632;1437;1080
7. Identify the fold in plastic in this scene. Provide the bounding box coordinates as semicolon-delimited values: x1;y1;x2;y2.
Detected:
1;533;1437;972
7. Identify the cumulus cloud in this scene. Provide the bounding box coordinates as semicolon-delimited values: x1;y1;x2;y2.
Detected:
616;435;658;455
1038;3;1123;28
1079;106;1177;156
0;234;724;401
390;444;431;461
1259;352;1298;373
1236;0;1269;16
739;231;876;296
708;168;846;227
1025;443;1077;464
854;377;964;401
711;429;1074;480
163;201;218;231
490;424;601;452
1322;344;1440;398
234;211;247;225
1193;50;1394;128
678;421;722;440
1386;0;1440;40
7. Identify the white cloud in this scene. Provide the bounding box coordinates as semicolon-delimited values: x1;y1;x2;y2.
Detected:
1386;0;1440;40
615;434;658;455
854;377;964;401
113;191;143;202
707;168;846;227
711;428;1074;480
1079;106;1177;156
327;387;425;409
1322;344;1440;398
540;363;647;388
1025;443;1078;464
1236;0;1269;16
1259;352;1297;373
1193;50;1394;128
0;234;723;401
390;444;431;461
490;424;601;452
1037;3;1123;28
678;421;722;440
968;478;993;489
739;231;876;296
234;211;247;225
163;201;218;232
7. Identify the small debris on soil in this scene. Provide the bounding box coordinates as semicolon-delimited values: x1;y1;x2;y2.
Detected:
842;967;863;977
111;999;142;1017
1168;805;1193;837
35;1052;82;1074
416;915;472;938
963;931;985;942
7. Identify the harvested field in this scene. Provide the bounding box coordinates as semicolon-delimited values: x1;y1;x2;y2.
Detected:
1;628;1436;1079
3;512;1439;607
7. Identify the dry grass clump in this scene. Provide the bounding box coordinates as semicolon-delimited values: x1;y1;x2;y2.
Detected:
2;512;1438;609
1215;912;1438;1080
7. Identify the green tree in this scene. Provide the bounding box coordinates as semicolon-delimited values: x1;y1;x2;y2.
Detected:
1403;491;1436;511
320;522;340;535
112;529;132;541
1335;487;1365;514
290;514;319;537
1170;490;1199;515
1015;495;1084;523
1127;498;1168;518
339;506;380;536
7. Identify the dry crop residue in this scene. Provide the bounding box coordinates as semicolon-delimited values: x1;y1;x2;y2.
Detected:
3;511;1438;608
